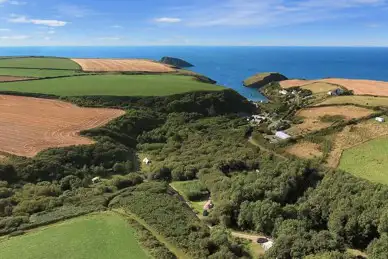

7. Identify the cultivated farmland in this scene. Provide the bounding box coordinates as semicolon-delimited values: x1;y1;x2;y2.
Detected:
281;81;340;93
339;136;388;185
72;58;176;72
0;95;124;157
0;74;224;96
0;57;81;70
0;213;149;259
316;95;388;107
326;117;388;168
285;141;323;159
287;105;374;136
281;78;388;96
298;82;340;93
323;78;388;96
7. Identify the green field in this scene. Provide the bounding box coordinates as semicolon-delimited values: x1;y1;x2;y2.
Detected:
0;74;224;96
0;68;85;78
0;213;149;259
339;136;388;185
0;57;81;70
317;95;388;107
170;180;209;214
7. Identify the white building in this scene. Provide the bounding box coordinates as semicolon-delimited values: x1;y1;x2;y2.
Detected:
275;131;291;140
143;158;151;165
376;117;385;123
261;240;274;251
328;88;344;96
92;177;101;184
279;90;288;95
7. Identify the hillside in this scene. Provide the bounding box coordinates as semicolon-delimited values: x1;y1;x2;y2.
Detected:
243;72;288;88
1;57;387;259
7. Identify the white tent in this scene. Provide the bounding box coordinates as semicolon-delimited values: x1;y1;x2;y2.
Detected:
261;240;274;251
143;158;151;164
92;177;100;183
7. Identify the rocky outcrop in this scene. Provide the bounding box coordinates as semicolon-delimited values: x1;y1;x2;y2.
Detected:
160;57;194;68
243;72;288;88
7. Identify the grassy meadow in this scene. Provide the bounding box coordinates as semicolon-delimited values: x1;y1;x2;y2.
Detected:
339;136;388;185
301;82;339;93
0;74;224;96
317;95;388;107
170;180;209;214
0;57;81;70
0;68;85;78
0;213;149;259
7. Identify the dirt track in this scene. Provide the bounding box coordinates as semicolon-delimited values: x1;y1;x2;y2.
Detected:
0;95;125;157
72;58;176;72
280;78;388;96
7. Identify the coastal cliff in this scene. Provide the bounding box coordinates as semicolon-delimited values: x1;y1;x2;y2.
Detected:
160;57;194;68
244;72;288;88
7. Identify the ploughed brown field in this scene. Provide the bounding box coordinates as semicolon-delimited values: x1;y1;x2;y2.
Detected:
0;76;33;82
0;95;125;157
280;78;388;96
287;105;374;136
71;58;176;73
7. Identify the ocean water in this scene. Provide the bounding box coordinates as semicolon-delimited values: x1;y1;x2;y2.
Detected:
1;46;388;101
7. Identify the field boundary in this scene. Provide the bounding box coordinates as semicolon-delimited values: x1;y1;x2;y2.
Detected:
112;209;187;259
0;66;81;71
334;132;388;168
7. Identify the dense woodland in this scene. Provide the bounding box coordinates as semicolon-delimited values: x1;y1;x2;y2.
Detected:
0;88;387;258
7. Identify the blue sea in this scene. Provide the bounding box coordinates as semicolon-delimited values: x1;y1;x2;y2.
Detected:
1;46;388;101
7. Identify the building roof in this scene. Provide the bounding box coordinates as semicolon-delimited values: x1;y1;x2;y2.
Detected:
275;131;291;140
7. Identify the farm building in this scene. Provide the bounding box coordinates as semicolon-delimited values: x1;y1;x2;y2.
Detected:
328;88;344;96
275;131;291;140
376;117;385;123
143;158;151;165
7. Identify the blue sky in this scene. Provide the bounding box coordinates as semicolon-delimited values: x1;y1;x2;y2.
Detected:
0;0;387;46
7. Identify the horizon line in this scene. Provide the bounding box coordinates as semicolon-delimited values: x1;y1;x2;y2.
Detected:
0;45;388;48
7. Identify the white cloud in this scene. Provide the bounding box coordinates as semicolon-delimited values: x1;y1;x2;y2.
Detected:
111;25;123;29
44;37;51;40
154;17;182;23
47;30;55;34
8;15;67;27
0;28;11;31
0;35;29;40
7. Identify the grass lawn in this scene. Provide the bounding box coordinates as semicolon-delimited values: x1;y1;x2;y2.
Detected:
0;68;85;78
0;213;150;259
248;242;265;258
0;57;81;70
301;82;338;93
0;74;224;96
170;180;209;214
339;136;388;185
316;95;388;107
